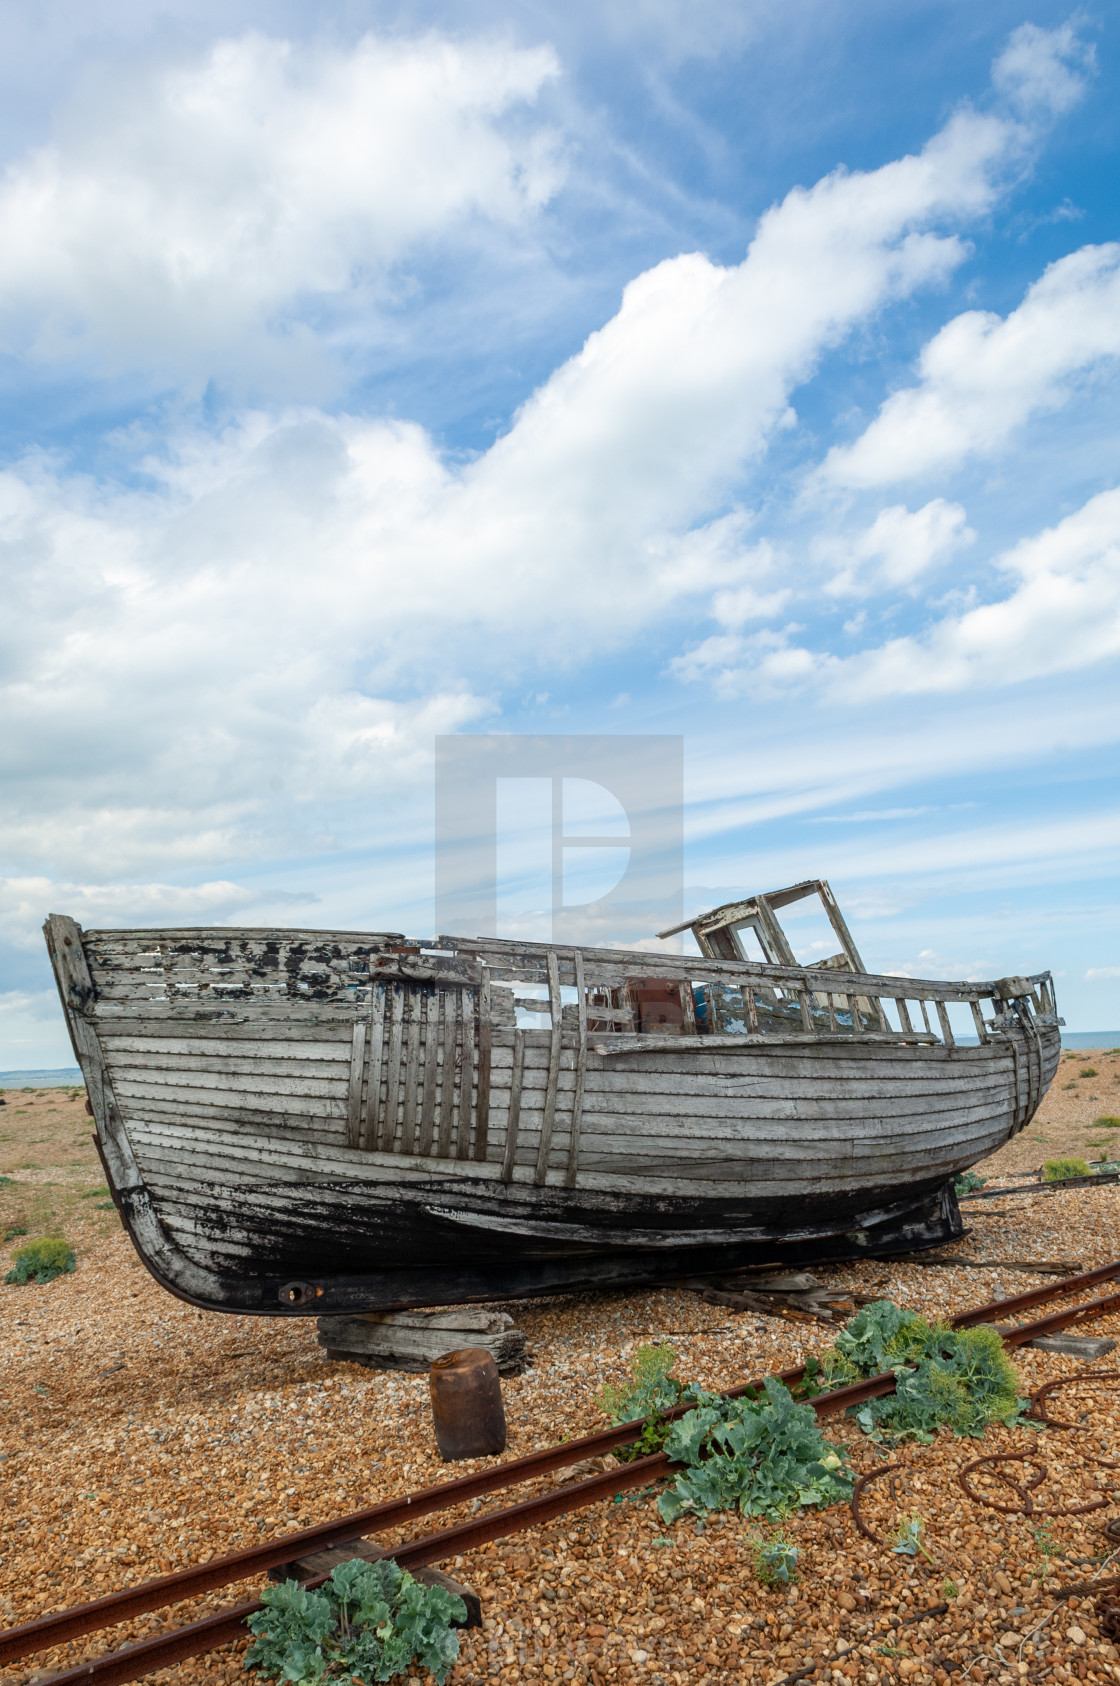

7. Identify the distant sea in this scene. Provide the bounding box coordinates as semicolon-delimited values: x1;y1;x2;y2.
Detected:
4;1032;1120;1089
0;1067;83;1088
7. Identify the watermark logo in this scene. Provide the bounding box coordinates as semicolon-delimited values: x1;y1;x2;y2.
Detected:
434;735;682;947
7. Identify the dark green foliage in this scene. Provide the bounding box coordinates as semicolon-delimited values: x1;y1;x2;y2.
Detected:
1043;1157;1091;1181
244;1557;466;1686
953;1170;986;1195
820;1300;1024;1443
5;1236;76;1285
0;1176;14;1187
657;1377;852;1525
1081;1067;1099;1078
81;1185;111;1199
1095;1116;1120;1129
2;1226;29;1243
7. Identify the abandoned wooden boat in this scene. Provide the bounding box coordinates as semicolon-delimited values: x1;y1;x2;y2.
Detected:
44;878;1062;1315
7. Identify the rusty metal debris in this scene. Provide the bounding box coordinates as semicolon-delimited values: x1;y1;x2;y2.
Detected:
1099;1592;1120;1641
1026;1370;1120;1431
849;1464;902;1546
429;1347;507;1460
957;1452;1109;1518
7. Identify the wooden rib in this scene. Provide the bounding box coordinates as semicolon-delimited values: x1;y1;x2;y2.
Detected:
358;985;387;1151
474;969;491;1163
397;993;423;1156
345;1020;367;1149
797;988;814;1033
742;985;758;1034
847;994;862;1034
456;993;476;1160
534;950;564;1186
896;998;914;1035
417;991;440;1157
825;992;837;1033
436;990;458;1158
969;999;989;1045
936;1000;955;1049
378;986;405;1152
565;951;588;1188
501;1030;525;1184
919;999;933;1036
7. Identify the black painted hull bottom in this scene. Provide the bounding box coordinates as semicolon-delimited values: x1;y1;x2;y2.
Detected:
121;1180;965;1316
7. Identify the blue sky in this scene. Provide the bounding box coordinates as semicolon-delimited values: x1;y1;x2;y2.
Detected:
1;0;1119;1065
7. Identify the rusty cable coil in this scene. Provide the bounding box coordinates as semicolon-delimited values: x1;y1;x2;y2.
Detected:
848;1464;902;1545
957;1452;1110;1518
1026;1370;1120;1433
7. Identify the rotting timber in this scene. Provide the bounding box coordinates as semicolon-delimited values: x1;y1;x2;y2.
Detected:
43;877;1062;1316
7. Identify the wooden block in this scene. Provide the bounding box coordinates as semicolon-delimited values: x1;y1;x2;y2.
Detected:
1025;1334;1117;1359
318;1306;528;1374
268;1536;481;1627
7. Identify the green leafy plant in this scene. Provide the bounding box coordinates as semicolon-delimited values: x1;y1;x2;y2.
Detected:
1081;1067;1099;1078
656;1376;853;1526
1095;1116;1120;1129
598;1343;706;1457
598;1344;683;1422
3;1225;29;1242
244;1557;466;1686
1043;1157;1091;1181
4;1236;76;1285
1033;1526;1061;1580
819;1300;1025;1444
942;1577;959;1601
953;1171;987;1195
81;1185;110;1199
890;1514;935;1563
0;1175;14;1187
751;1532;799;1586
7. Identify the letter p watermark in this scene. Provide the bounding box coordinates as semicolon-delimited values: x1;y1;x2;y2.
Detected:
434;735;683;947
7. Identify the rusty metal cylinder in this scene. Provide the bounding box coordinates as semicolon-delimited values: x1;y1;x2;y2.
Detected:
429;1346;507;1460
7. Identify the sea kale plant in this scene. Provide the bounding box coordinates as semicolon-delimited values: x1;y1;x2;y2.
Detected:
243;1557;466;1686
5;1236;76;1285
656;1377;853;1525
819;1300;1025;1443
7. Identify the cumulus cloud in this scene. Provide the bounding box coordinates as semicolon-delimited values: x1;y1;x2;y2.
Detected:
0;31;562;381
676;486;1120;700
991;20;1094;117
821;242;1120;488
835;486;1120;698
816;499;974;595
0;70;1047;884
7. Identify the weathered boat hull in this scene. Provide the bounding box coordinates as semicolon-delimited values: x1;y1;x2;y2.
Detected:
45;913;1060;1315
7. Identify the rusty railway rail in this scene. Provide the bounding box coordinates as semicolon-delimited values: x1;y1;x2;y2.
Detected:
6;1257;1120;1685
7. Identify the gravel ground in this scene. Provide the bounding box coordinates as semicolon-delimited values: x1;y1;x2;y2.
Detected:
3;1057;1120;1686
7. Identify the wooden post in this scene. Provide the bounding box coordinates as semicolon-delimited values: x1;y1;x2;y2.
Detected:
534;950;563;1186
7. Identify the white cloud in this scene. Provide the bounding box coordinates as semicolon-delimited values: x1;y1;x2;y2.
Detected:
1087;967;1120;981
821;242;1120;488
816;498;974;595
834;485;1120;699
991;20;1094;118
0;31;562;381
0;72;1047;885
676;484;1120;701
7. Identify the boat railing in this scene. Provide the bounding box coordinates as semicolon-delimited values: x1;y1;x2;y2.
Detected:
438;936;1058;1053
